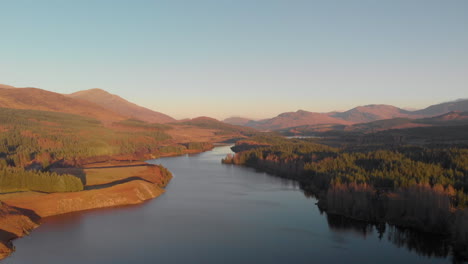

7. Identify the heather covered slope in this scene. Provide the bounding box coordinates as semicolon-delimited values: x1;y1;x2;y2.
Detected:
0;87;125;121
68;88;175;123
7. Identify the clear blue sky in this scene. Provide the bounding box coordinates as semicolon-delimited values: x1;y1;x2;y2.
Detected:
1;0;467;119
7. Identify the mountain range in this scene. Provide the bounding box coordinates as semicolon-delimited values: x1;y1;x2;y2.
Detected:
224;100;468;131
1;83;467;132
345;111;468;134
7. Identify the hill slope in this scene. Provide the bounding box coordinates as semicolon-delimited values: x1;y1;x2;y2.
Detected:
286;111;468;135
244;100;468;131
331;104;416;123
412;99;468;116
68;88;175;123
247;110;353;131
0;84;16;89
0;87;125;121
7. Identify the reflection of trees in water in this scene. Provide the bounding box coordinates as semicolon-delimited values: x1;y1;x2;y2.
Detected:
385;225;451;259
325;213;466;263
326;213;385;239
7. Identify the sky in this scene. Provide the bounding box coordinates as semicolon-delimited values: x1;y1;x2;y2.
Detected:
1;0;467;120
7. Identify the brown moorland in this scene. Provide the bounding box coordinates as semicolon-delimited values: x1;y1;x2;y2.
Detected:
0;87;126;122
330;104;419;123
243;99;468;131
68;88;175;123
249;110;353;131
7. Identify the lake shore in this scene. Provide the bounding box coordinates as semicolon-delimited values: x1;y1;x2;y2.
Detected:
223;140;468;261
0;146;214;260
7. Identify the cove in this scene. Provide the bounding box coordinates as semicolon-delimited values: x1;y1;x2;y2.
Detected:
5;146;456;263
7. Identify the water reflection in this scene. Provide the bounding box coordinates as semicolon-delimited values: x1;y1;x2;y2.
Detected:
386;225;451;260
324;210;465;263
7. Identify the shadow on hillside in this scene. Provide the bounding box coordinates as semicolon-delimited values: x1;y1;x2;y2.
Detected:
9;206;41;223
49;167;87;186
84;176;153;190
0;229;17;250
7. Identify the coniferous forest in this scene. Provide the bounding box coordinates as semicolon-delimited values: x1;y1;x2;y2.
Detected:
223;134;468;258
0;108;216;193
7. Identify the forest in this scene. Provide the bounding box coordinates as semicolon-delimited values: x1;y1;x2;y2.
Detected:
223;134;468;258
0;167;83;193
223;135;468;207
0;108;211;193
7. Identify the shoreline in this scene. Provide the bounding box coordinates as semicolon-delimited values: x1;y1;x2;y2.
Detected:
224;161;468;260
0;146;213;260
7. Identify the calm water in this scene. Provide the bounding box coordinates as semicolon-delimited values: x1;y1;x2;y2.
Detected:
5;146;459;263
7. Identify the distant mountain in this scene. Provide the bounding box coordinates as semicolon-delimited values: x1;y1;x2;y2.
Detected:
247;110;353;131
330;104;416;123
0;87;125;121
245;99;468;131
177;116;255;134
223;117;253;126
0;84;16;89
420;110;468;124
283;111;468;136
412;99;468;116
68;88;175;123
347;111;468;133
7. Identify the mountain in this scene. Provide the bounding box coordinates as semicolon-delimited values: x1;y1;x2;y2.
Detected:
68;88;175;123
177;116;255;134
247;110;353;131
330;104;416;123
223;117;253;126
348;111;468;133
0;84;16;89
245;99;468;131
412;99;468;116
420;110;468;124
0;87;125;121
283;111;468;136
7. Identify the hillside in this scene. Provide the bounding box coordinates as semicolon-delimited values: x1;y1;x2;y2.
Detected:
350;111;468;133
283;111;468;136
412;99;468;116
68;88;175;123
330;104;416;123
0;84;16;89
246;110;353;131
244;100;468;131
0;108;172;166
0;87;125;121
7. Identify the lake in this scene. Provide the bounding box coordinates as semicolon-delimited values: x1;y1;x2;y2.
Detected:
5;146;458;263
